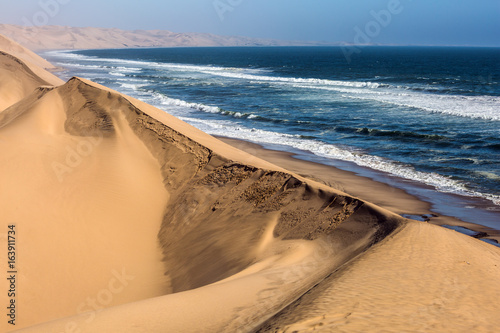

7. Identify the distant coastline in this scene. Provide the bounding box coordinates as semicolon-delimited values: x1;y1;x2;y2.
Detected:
0;24;333;51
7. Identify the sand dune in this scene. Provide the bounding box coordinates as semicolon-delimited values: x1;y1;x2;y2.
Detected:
1;36;499;333
0;24;328;51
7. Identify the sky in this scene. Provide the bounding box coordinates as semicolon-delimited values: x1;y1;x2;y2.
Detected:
1;0;499;46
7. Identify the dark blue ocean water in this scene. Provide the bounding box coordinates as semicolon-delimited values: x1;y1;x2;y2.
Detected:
43;46;500;228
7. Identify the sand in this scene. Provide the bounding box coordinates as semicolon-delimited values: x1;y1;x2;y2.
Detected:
1;34;499;333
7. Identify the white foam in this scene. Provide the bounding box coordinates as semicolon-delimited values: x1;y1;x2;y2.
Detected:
287;84;500;121
119;82;148;90
109;71;126;77
200;70;382;88
114;66;142;72
145;92;259;119
54;62;103;69
151;92;222;114
47;50;269;76
346;90;500;121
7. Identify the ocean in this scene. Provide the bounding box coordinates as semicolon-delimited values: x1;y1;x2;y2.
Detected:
43;46;500;229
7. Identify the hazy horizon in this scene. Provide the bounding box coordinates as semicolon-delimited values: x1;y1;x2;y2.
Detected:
1;0;499;47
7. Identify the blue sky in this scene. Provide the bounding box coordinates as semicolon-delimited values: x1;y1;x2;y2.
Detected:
2;0;499;46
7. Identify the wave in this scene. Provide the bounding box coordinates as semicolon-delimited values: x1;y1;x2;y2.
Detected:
145;73;500;122
54;62;103;69
55;61;143;73
150;92;221;114
119;82;148;90
199;70;385;88
355;93;500;121
336;126;450;142
187;72;500;122
109;71;126;77
47;50;271;75
147;91;259;119
290;84;500;121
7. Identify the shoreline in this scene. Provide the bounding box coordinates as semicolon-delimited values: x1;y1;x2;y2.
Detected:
216;136;500;244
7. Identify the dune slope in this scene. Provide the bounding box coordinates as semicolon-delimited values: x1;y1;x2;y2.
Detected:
257;221;500;332
0;33;63;86
0;51;52;111
0;78;171;330
0;33;63;110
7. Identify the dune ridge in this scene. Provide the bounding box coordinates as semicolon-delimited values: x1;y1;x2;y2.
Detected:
1;34;499;333
0;51;52;111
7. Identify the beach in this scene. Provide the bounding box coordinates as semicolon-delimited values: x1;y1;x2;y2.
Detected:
1;32;500;333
